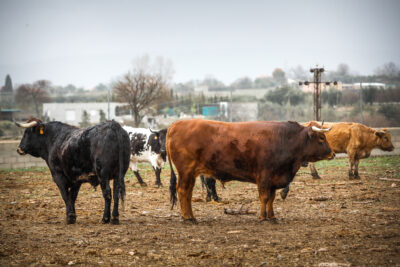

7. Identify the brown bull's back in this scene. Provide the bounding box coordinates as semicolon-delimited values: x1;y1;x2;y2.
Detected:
167;119;306;181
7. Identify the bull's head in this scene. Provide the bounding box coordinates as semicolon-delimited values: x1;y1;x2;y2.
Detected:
375;129;395;152
15;118;46;158
305;124;335;162
148;128;168;160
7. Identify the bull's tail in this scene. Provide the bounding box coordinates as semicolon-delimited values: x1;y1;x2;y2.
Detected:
167;148;177;210
112;121;126;210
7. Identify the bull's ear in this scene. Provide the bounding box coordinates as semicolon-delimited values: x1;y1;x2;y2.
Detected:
37;124;45;135
307;126;314;139
375;131;385;138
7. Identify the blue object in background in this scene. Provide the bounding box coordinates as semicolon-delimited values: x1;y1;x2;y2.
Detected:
202;106;219;116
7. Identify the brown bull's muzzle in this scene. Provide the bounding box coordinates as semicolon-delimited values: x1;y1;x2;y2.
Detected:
17;147;26;155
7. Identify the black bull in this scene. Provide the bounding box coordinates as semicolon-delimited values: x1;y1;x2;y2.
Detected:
16;118;130;224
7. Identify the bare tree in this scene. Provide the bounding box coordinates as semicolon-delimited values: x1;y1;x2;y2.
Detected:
113;56;172;126
15;80;51;118
375;62;400;77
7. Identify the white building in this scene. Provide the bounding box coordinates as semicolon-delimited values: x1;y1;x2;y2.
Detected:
43;102;130;126
192;85;273;99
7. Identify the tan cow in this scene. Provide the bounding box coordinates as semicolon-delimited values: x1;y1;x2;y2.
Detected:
304;121;394;179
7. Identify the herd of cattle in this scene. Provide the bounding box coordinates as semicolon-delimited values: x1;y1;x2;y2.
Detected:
15;117;394;224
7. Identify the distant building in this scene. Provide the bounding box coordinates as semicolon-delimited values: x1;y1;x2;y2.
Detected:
352;82;386;90
301;82;343;93
43;102;130;126
192;85;273;99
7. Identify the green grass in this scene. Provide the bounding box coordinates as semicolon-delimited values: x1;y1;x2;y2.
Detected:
1;156;399;179
0;166;49;174
314;155;400;178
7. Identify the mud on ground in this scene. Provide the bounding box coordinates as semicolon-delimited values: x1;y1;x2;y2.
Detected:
0;157;399;266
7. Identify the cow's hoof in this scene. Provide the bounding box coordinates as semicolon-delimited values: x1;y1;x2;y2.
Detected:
280;190;288;200
206;196;211;202
353;175;361;180
102;217;110;224
140;182;148;187
268;217;278;224
110;217;119;225
182;217;197;224
66;214;76;224
261;217;278;224
312;174;321;179
155;183;163;188
213;197;222;202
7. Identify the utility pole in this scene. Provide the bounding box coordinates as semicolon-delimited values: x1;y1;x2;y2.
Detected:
360;81;364;124
107;86;111;120
299;65;337;121
229;89;232;122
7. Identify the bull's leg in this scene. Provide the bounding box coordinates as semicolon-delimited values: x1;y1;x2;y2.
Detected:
53;175;76;224
259;191;268;221
206;177;220;202
133;171;147;187
266;189;276;221
200;175;206;190
258;182;277;222
353;159;361;179
154;167;163;187
177;171;196;222
111;179;119;224
68;183;82;224
309;163;321;179
348;157;355;179
100;180;112;224
280;185;290;200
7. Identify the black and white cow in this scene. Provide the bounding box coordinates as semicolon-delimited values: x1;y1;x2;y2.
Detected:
123;126;168;187
15;118;131;224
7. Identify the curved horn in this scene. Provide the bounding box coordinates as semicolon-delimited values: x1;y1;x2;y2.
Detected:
14;120;38;128
149;127;158;134
312;125;332;132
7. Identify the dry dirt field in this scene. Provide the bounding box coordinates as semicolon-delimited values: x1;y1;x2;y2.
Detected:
0;156;399;266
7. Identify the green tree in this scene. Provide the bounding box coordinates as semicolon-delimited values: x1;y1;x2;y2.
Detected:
363;86;378;105
230;77;253;89
80;110;91;128
378;104;400;126
272;68;287;85
2;74;13;92
99;109;107;122
266;86;290;105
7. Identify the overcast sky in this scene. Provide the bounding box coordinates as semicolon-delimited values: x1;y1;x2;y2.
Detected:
1;0;399;88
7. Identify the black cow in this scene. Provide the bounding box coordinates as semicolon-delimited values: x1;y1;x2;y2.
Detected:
16;118;130;224
200;175;221;202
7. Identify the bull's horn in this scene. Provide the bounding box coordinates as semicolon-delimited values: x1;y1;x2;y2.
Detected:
149;128;158;134
14;120;38;128
312;125;332;132
321;120;325;126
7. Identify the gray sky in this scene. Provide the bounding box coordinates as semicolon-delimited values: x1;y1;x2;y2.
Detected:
1;0;399;88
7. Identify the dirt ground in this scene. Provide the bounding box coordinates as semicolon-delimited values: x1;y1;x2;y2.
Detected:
0;156;399;266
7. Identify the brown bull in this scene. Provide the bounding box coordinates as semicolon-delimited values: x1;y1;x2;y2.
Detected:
167;119;334;222
304;121;394;179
